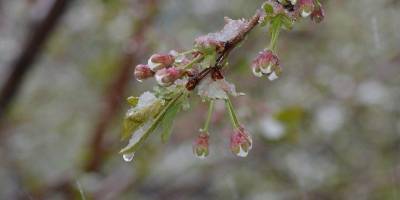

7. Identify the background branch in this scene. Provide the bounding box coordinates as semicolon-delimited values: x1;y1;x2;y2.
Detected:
0;0;73;125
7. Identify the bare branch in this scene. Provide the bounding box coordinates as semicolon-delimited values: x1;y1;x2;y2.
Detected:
0;0;73;124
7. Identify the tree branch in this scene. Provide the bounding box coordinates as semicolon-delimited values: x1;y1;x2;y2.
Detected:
186;10;261;90
0;0;73;124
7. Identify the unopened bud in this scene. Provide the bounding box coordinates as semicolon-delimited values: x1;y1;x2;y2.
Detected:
134;64;154;82
310;3;325;23
230;126;252;157
155;67;182;87
298;0;314;18
251;50;282;81
148;53;175;71
193;132;209;159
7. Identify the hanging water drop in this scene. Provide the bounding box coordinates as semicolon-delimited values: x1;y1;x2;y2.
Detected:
123;152;135;162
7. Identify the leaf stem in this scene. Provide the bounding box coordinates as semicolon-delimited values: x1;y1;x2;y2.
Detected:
182;55;204;69
201;100;214;134
178;49;196;56
225;97;240;129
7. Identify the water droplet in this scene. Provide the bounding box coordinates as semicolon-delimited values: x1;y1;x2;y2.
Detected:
123;153;135;162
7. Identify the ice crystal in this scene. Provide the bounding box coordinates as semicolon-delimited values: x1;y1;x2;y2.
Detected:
197;78;244;100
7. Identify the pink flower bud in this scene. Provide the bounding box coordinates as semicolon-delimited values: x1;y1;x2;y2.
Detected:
251;50;281;81
134;64;154;81
148;53;175;71
193;132;209;159
310;3;325;23
194;35;224;54
298;0;314;18
155;67;182;87
230;126;252;157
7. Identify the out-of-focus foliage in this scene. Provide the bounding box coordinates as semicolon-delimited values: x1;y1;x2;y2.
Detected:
0;0;400;199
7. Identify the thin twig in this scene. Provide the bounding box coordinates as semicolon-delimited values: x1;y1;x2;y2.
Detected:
186;10;261;90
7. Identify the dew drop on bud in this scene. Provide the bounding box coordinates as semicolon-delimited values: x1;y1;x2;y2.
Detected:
122;152;135;162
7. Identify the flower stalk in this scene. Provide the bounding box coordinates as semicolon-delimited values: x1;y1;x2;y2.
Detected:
225;97;241;129
201;100;215;133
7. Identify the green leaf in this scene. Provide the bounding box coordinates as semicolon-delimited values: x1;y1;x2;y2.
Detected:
160;100;182;143
127;96;139;106
121;99;163;140
120;92;184;154
122;118;142;140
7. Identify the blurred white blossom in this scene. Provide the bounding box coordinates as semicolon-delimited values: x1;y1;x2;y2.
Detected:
259;117;285;140
315;103;345;134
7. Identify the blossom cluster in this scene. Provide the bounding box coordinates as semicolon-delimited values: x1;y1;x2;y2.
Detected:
121;0;325;161
134;52;183;86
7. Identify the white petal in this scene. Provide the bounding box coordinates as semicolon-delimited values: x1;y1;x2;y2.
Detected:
236;146;249;157
195;153;207;159
260;64;272;74
301;10;312;18
252;67;263;77
148;58;160;71
268;72;279;81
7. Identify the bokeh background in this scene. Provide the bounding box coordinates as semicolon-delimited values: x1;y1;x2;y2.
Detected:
1;0;400;199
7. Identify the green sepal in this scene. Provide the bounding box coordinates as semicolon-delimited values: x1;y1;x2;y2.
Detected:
127;96;139;106
262;2;274;15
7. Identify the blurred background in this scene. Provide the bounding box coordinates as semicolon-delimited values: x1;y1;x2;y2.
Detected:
0;0;400;199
